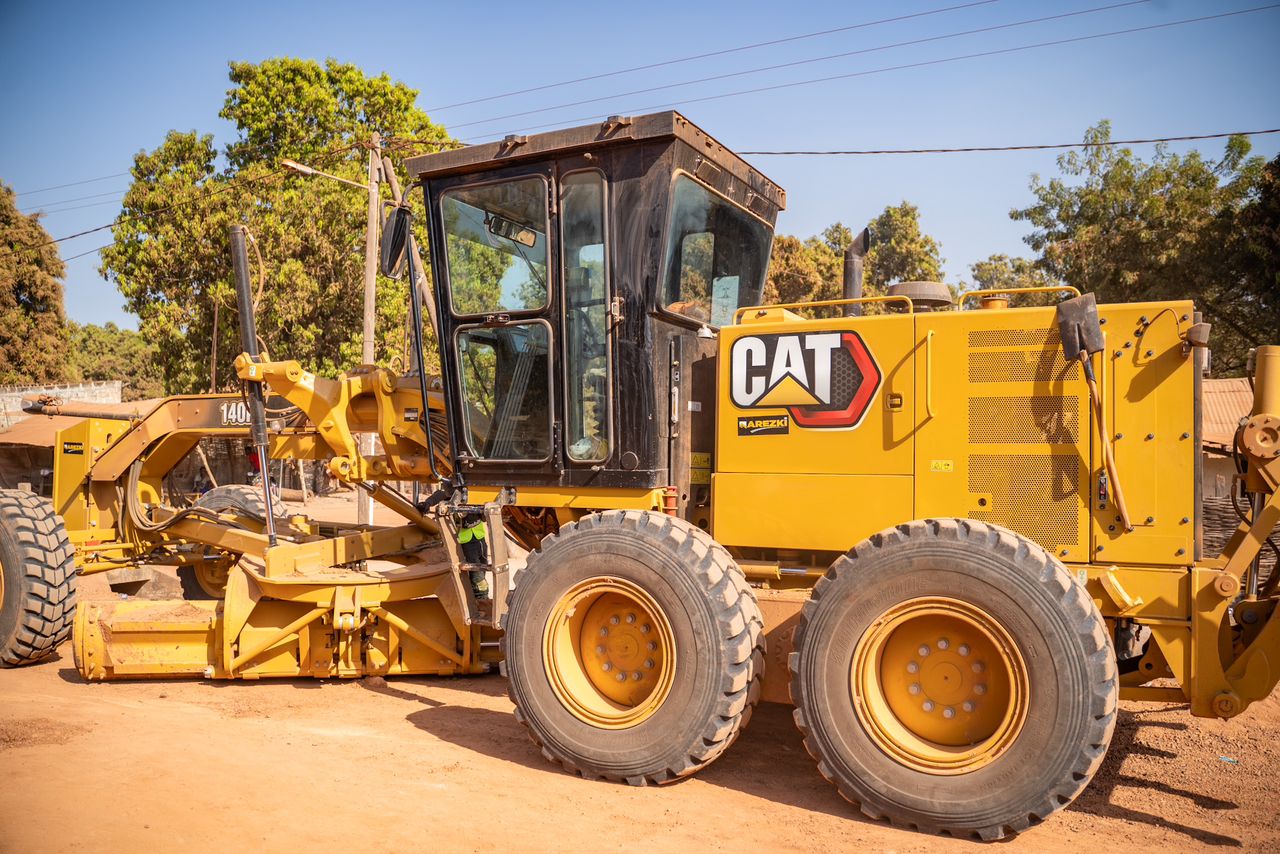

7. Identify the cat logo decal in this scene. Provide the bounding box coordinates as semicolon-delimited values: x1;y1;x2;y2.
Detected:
730;331;881;430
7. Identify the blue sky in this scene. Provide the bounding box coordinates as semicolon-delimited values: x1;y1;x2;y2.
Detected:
2;0;1277;329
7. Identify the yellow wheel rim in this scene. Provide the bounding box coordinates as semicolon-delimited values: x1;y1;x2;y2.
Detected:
194;564;229;598
851;596;1029;775
543;577;676;729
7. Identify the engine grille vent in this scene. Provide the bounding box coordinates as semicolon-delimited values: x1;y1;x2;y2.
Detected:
969;396;1080;444
968;349;1079;384
968;453;1082;547
968;328;1061;349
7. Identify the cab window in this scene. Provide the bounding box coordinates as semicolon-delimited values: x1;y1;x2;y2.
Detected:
561;171;610;462
662;175;771;326
442;177;549;316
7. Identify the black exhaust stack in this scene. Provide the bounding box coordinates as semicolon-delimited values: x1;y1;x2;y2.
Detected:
842;227;873;317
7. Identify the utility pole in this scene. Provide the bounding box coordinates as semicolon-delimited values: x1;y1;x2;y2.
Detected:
358;132;382;527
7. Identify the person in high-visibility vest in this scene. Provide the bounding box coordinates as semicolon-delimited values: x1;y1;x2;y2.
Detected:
457;513;489;598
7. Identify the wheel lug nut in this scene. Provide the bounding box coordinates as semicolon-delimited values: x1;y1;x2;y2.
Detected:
602;662;612;672
647;641;657;651
632;672;643;681
908;683;921;695
918;644;931;657
626;613;636;624
958;644;970;656
962;701;975;712
972;661;985;674
943;707;955;719
644;658;655;669
641;624;651;634
599;627;608;637
596;645;606;654
937;638;950;651
974;683;987;695
906;661;919;674
615;673;626;682
610;615;620;626
922;700;935;712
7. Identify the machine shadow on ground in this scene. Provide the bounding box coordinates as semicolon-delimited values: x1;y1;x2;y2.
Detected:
1068;706;1241;848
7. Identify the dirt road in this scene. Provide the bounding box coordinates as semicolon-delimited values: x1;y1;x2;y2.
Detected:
1;494;1276;851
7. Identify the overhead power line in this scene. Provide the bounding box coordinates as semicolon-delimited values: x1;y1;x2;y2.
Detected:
739;128;1280;155
426;0;1001;112
13;172;129;196
450;0;1150;132
19;188;126;212
62;243;114;263
28;197;127;216
0;143;361;260
464;3;1280;144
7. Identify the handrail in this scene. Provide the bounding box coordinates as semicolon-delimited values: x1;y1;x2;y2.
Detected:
734;294;914;324
959;285;1081;307
925;330;935;420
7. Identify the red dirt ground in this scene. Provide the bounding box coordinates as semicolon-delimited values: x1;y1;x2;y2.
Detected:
1;494;1276;851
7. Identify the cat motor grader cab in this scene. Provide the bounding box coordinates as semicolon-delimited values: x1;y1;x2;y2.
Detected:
1;111;1276;841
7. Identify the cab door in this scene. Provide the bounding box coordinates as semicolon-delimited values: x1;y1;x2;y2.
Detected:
432;166;560;482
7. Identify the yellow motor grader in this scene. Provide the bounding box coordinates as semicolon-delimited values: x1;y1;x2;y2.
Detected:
1;111;1277;841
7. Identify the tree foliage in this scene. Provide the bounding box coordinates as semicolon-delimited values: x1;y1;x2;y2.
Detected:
963;253;1062;307
100;58;451;394
866;202;944;288
765;204;945;310
67;322;164;400
0;182;68;385
1012;122;1275;373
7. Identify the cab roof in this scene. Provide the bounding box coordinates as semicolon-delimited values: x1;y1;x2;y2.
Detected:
404;111;786;211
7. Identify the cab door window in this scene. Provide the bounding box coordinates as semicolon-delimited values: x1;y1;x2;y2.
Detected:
456;322;552;461
442;177;549;316
560;171;610;462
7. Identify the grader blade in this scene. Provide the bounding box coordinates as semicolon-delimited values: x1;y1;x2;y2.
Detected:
74;558;496;681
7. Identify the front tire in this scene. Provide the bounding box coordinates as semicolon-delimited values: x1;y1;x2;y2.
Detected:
502;510;764;784
0;490;77;666
178;485;266;599
790;518;1116;840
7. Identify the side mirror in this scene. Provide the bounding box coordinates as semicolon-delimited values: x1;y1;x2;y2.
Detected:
381;205;412;279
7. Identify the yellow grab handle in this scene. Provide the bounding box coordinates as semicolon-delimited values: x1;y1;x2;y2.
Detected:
925;330;935;420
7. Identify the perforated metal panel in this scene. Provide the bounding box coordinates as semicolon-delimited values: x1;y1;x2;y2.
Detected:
968;349;1080;383
969;453;1082;547
969;396;1080;444
968;328;1062;349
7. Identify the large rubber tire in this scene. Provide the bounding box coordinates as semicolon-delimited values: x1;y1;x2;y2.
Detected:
193;484;268;519
791;518;1116;841
502;509;764;784
177;485;265;599
0;490;77;666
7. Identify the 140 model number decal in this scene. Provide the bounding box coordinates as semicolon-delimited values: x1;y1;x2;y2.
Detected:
219;400;252;426
730;331;882;430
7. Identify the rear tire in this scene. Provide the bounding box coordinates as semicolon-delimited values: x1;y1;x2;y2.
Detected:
790;518;1116;840
0;490;77;666
502;510;764;784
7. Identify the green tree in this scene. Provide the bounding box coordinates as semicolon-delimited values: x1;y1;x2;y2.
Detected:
765;208;943;311
0;182;68;385
963;253;1062;307
1012;122;1271;373
865;202;944;289
101;58;452;394
67;322;164;400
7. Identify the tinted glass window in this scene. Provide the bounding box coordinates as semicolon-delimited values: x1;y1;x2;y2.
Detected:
443;177;549;315
662;176;771;326
561;172;610;462
457;322;551;460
